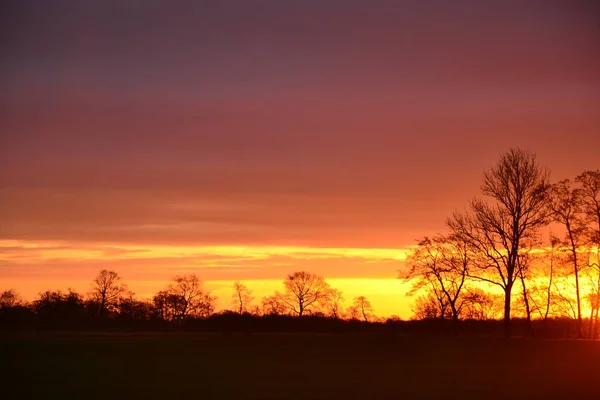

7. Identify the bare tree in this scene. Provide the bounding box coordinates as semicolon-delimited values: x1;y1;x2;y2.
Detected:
280;271;331;316
576;170;600;338
515;240;541;335
90;269;128;316
546;179;586;336
152;290;180;321
576;170;600;242
528;235;560;322
325;288;344;319
197;293;217;318
166;274;216;319
411;293;449;320
448;148;550;338
400;234;470;321
117;292;153;322
351;296;374;322
248;305;261;316
261;293;288;315
581;257;600;338
550;276;579;320
232;281;254;314
461;289;504;321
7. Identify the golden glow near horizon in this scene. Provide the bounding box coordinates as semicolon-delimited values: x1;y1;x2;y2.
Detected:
0;277;413;319
2;240;598;319
0;239;413;318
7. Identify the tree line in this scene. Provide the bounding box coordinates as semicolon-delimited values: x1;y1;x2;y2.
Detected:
0;265;582;337
0;270;380;333
399;148;599;339
1;148;597;338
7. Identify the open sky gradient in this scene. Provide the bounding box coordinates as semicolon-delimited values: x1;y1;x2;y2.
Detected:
1;1;599;316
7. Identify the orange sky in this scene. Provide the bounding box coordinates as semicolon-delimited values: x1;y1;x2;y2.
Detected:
0;239;413;316
1;1;599;317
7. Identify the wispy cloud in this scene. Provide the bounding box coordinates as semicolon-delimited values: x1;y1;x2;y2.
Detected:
0;240;409;280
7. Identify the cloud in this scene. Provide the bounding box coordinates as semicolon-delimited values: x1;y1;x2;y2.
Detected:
0;240;408;281
1;0;599;298
0;186;452;247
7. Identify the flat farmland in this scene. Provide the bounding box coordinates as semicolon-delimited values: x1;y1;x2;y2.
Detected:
1;333;599;399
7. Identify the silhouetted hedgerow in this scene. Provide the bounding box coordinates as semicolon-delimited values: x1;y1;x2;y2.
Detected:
0;299;584;339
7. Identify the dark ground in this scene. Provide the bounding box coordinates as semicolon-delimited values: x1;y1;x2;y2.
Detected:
1;333;599;399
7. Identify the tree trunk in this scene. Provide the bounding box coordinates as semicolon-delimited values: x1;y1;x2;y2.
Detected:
448;294;459;321
519;271;533;337
594;307;599;339
544;247;554;321
567;226;582;337
594;275;600;339
503;285;512;338
361;304;365;322
100;297;106;317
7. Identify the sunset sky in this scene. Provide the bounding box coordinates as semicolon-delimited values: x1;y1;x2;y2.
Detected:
1;1;599;317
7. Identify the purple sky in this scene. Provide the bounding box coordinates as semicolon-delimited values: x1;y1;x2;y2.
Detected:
1;0;599;250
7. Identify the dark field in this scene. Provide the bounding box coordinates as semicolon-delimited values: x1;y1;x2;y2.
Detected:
1;333;599;399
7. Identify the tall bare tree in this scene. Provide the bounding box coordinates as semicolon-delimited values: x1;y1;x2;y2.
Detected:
546;179;586;336
90;269;128;316
577;170;600;242
401;234;470;321
351;296;374;322
281;271;331;316
232;281;254;314
582;258;600;338
576;170;600;338
448;148;550;338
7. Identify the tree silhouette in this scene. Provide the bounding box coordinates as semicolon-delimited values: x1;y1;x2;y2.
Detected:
411;293;449;320
448;148;550;338
152;290;181;321
261;293;288;316
280;271;331;316
0;289;23;309
161;274;217;320
232;281;254;314
32;289;86;329
576;170;600;338
326;289;344;319
527;235;560;322
116;292;153;323
401;234;470;321
546;179;586;336
515;246;537;335
461;289;504;321
90;269;128;317
351;296;374;322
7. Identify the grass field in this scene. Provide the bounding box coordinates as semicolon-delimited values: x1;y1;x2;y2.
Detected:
1;333;599;399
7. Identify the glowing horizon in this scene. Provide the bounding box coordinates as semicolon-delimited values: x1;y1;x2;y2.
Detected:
2;238;598;319
0;239;415;317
